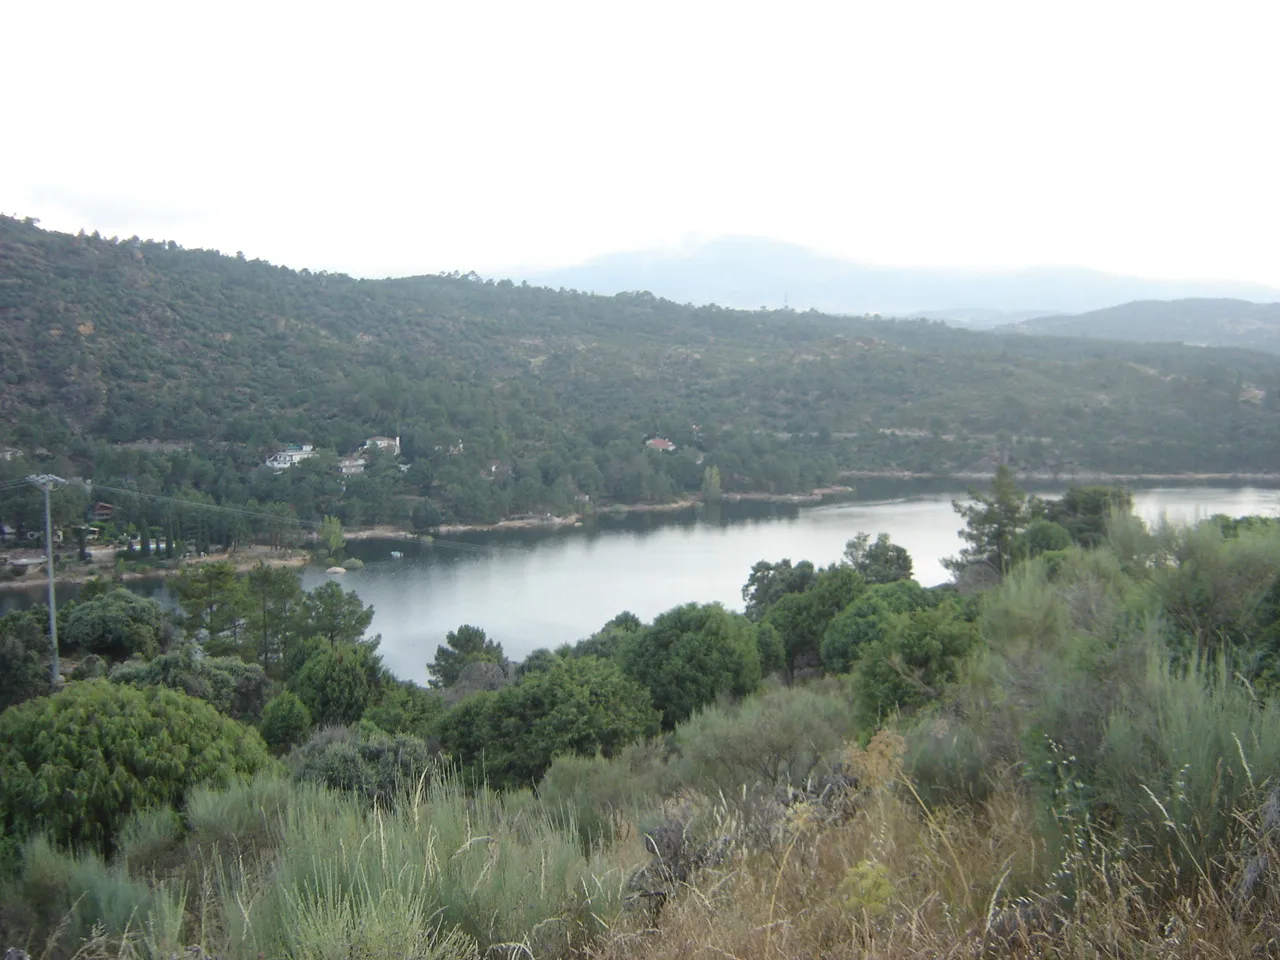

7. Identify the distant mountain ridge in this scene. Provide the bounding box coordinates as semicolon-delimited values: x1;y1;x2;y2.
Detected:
1000;299;1280;353
526;236;1280;323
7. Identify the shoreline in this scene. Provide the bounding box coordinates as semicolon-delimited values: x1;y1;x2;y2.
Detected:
0;549;309;593
840;469;1280;483
4;472;1275;591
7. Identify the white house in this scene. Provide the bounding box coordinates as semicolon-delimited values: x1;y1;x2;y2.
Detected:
337;456;367;475
362;435;401;456
266;444;317;470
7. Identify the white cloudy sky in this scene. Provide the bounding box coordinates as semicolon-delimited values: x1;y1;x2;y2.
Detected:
4;1;1278;283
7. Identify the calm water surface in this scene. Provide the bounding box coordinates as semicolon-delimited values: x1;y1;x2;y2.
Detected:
6;481;1278;684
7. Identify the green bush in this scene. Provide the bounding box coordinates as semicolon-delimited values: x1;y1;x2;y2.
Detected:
762;565;865;676
618;603;761;729
291;725;437;806
222;771;635;958
8;834;185;956
850;602;980;725
110;642;271;722
363;680;444;739
438;655;660;789
1091;652;1280;883
1146;519;1280;657
539;740;671;847
673;682;857;794
61;588;165;661
0;607;49;711
821;593;896;674
821;579;935;675
0;679;270;853
290;641;383;726
259;689;313;754
1017;518;1072;558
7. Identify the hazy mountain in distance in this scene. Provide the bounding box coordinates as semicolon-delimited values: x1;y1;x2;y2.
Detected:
999;299;1280;353
526;236;1280;323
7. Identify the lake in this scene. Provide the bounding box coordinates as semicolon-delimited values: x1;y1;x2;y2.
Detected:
5;481;1278;684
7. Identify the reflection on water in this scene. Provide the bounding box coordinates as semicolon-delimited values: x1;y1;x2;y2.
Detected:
4;481;1278;684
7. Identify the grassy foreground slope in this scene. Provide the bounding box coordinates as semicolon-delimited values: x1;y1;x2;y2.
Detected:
6;500;1280;958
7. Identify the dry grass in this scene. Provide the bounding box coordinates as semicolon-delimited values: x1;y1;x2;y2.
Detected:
591;734;1280;960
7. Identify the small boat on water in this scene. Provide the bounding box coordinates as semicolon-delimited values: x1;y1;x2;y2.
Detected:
390;550;403;559
325;566;346;574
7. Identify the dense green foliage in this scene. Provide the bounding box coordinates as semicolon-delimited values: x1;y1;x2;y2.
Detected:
290;725;436;805
428;623;505;688
61;588;165;661
288;642;383;727
0;680;269;855
0;608;50;711
617;603;762;729
843;531;915;584
5;215;1280;537
438;656;659;788
258;690;312;754
110;644;270;723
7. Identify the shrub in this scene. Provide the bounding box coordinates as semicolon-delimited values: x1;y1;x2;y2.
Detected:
226;771;634;958
821;579;935;675
0;679;270;853
61;588;164;661
1091;652;1280;883
850;603;980;725
539;740;671;846
116;805;186;876
428;623;505;688
619;603;761;729
762;565;865;676
110;642;271;722
673;683;857;794
1018;518;1072;558
260;689;313;753
821;593;896;674
438;656;660;788
8;835;185;956
291;725;437;806
290;641;383;726
363;680;445;739
0;608;49;711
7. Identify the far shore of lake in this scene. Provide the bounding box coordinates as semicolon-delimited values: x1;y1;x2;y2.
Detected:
3;472;1277;592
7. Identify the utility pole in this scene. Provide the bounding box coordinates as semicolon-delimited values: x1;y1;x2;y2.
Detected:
28;474;63;689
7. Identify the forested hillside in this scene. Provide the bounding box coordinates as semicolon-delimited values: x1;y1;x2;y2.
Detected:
1002;297;1280;352
3;215;1280;527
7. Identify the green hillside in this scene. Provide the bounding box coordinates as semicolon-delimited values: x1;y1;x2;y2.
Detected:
2;215;1279;528
1002;297;1280;352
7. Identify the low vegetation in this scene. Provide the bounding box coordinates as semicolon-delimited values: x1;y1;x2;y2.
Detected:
4;476;1280;958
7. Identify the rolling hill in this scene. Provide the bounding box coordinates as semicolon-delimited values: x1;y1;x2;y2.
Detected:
527;236;1280;322
999;299;1280;353
3;215;1280;528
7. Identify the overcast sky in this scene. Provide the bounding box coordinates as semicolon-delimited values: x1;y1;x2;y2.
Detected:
5;1;1278;284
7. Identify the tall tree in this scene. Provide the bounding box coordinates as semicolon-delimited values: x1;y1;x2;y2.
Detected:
843;532;913;584
293;580;376;648
171;561;252;656
428;624;505;688
245;563;304;672
741;559;817;622
944;465;1034;577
